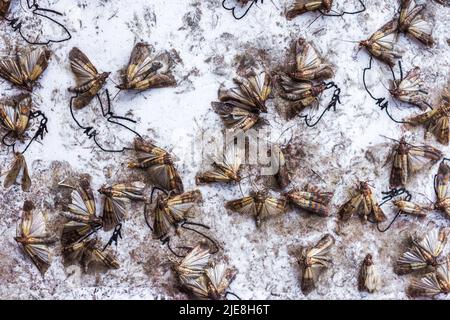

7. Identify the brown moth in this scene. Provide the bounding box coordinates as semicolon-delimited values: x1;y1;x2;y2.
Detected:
0;46;51;91
4;152;31;192
284;185;333;217
0;94;32;141
68;47;110;110
408;256;450;298
389;67;429;111
183;263;237;300
395;227;447;275
212;100;260;132
359;19;402;67
289;38;334;81
434;160;450;218
393;199;431;217
117;42;176;91
98;181;146;231
270;144;291;189
15;200;56;274
0;0;10;17
225;190;287;228
149;189;202;240
338;181;387;223
297;234;334;295
286;0;332;20
128;137;184;194
173;242;212;285
60;178;103;245
358;254;381;293
388;138;442;187
398;0;434;46
63;238;119;271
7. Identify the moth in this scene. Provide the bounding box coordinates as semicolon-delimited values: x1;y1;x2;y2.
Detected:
359;19;402;67
358;254;381;293
149;189;202;240
408;257;450;298
212;100;260;132
407;96;450;145
68;47;110;110
63;238;120;271
60;179;102;245
389;67;429;111
0;94;32;141
395;227;447;275
4;152;31;191
0;46;51;91
117;42;176;91
128;137;184;194
388;137;442;187
14;200;56;274
398;0;434;46
289;37;334;81
196;142;243;185
173;242;212;285
183;263;237;300
434;160;450;217
270;144;291;189
0;0;10;17
393;199;431;217
286;0;332;20
338;181;387;223
297;234;334;295
225;190;287;228
284;186;333;217
98;181;146;231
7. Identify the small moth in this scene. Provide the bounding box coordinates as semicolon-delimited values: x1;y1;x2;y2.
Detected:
393;199;431;217
15;200;56;274
286;0;332;20
128;137;184;194
297;234;334;295
0;94;32;141
338;181;386;223
225;190;287;228
4;152;31;192
0;46;51;91
395;227;447;275
0;0;10;17
117;42;176;91
398;0;434;46
63;238;120;271
68;47;110;110
388;137;442;187
284;186;333;217
359;19;402;67
408;257;450;298
358;254;381;293
271;144;291;189
98;181;146;231
173;242;212;285
434;160;450;217
389;67;430;111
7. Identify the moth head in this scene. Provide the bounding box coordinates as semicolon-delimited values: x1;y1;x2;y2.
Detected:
363;254;373;266
98;185;111;196
23;200;35;212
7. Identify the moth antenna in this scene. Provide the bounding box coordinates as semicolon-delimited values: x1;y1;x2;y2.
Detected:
310;169;326;184
111;89;121;101
225;291;242;300
143;202;154;231
164;238;187;258
379;135;399;143
275;123;296;144
269;0;279;10
307;14;322;29
108;77;119;87
57;179;76;189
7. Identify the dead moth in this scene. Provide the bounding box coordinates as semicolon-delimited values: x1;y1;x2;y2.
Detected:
395;227;447;275
434;160;450;217
358;254;381;293
128;137;184;194
338;181;387;223
0;46;51;91
408;256;450;298
183;263;237;300
289;38;334;81
359;19;402;67
212;100;260;132
388;138;442;187
0;94;32;141
150;189;202;240
63;238;119;271
298;234;334;295
225;190;287;228
60;179;102;245
286;0;332;20
4;152;31;192
196;142;243;185
284;185;333;217
14;200;56;274
173;242;212;285
389;67;429;111
98;181;146;231
0;0;10;17
393;199;431;217
117;42;176;91
270;144;291;189
68;47;110;110
398;0;434;46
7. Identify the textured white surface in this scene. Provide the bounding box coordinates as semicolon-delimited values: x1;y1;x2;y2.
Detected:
0;0;449;300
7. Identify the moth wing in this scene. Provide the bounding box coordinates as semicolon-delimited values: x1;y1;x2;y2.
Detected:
19;47;50;82
22;243;51;274
0;56;23;86
61;221;93;246
338;193;364;221
167;192;200;221
435;162;450;201
301;265;315;294
152;205;174;239
212;101;259;132
178;243;211;281
259;197;287;221
0;0;10;16
222;142;243;174
368;192;386;222
125;42;154;81
102;196;127;231
69;47;99;85
147;163;183;194
408;145;442;173
90;247;120;269
68;186;96;217
396;248;428;274
4;154;22;189
205;263;237;297
407;15;434;46
183;275;210;299
390;152;408;187
225;196;257;216
0;101;19;131
417;228;446;258
306;234;334;266
25;209;47;239
429;116;449;145
409;272;444;297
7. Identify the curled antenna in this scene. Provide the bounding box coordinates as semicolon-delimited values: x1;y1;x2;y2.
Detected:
319;0;366;17
222;0;262;20
225;291;242;300
373;188;412;232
